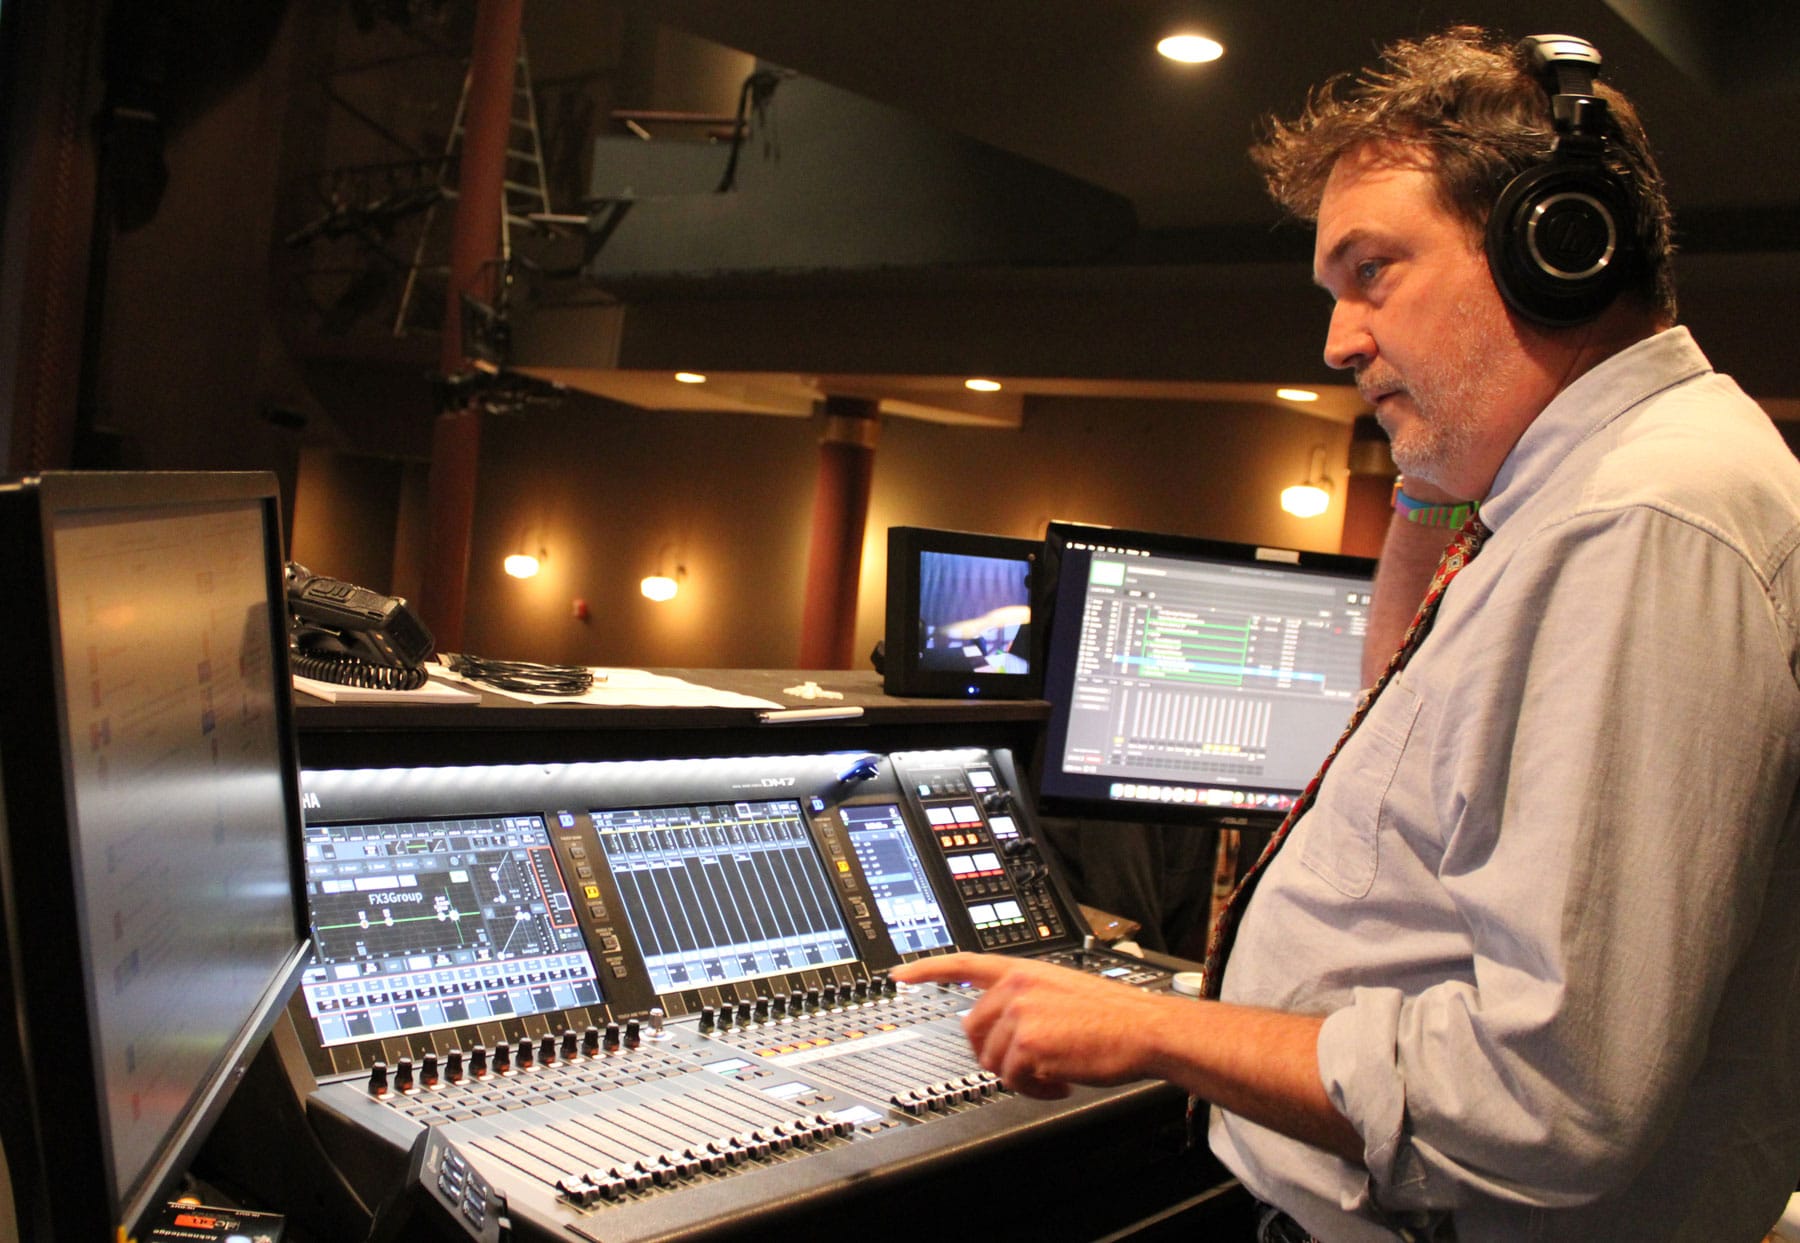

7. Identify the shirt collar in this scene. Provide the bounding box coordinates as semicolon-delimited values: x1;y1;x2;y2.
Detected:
1478;326;1712;531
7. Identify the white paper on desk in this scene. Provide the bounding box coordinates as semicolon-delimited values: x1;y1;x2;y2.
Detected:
426;664;782;709
293;673;481;704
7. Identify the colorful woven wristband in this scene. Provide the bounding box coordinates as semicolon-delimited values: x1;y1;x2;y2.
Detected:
1392;482;1478;529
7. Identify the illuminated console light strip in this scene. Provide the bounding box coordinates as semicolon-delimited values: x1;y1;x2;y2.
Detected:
1107;781;1297;812
765;1024;923;1067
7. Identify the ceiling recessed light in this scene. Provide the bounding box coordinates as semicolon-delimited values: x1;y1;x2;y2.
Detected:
1277;388;1320;403
1157;34;1224;64
674;372;707;384
965;378;1003;392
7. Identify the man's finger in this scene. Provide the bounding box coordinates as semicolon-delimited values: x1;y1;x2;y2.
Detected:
890;952;1005;988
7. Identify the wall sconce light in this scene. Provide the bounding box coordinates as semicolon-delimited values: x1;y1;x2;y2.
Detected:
1280;447;1334;518
640;545;686;602
504;528;544;578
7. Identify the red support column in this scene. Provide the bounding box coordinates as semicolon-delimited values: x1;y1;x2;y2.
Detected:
417;0;522;651
798;396;881;669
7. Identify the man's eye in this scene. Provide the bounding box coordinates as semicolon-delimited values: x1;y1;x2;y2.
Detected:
1356;259;1385;284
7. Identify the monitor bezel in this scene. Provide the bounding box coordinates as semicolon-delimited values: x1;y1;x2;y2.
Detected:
882;526;1041;700
0;471;311;1240
1032;520;1377;829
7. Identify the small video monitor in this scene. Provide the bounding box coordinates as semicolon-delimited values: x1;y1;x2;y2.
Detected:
883;526;1040;698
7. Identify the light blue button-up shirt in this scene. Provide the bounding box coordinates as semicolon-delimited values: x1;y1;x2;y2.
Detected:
1213;328;1800;1242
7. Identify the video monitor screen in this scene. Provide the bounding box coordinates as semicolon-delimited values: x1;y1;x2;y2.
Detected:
884;527;1039;698
1036;522;1376;827
591;800;860;993
298;813;601;1046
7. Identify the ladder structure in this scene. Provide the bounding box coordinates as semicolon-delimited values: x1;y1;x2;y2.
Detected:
394;38;552;336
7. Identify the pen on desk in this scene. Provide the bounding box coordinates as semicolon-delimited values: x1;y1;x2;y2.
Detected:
758;706;866;724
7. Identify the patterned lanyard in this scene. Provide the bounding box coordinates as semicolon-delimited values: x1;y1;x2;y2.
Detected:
1200;511;1492;998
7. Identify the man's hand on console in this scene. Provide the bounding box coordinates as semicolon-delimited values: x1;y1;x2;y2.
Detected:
891;952;1173;1099
892;951;1363;1162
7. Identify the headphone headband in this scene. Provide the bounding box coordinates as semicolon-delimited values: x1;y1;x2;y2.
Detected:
1483;33;1639;327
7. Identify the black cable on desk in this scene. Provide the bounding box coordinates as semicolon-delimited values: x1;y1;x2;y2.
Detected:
438;652;593;696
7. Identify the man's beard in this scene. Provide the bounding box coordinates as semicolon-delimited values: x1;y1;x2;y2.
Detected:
1363;300;1508;491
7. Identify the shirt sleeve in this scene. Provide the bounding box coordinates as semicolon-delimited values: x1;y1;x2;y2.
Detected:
1316;502;1800;1213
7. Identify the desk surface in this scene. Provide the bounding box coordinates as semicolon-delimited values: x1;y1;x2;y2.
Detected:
294;667;1050;768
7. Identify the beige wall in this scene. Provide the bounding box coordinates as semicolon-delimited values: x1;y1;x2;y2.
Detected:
414;391;1349;671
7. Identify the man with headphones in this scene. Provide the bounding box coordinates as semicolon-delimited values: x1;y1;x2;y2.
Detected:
897;27;1800;1241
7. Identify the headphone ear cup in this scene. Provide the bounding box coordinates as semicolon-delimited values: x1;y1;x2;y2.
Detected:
1485;161;1638;327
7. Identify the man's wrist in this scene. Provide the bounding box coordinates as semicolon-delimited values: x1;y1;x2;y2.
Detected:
1392;479;1478;529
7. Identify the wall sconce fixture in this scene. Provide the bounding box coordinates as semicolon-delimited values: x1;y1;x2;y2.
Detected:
504;530;545;579
640;545;686;602
1280;447;1334;518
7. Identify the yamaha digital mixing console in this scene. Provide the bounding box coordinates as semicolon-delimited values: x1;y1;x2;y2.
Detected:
265;747;1231;1241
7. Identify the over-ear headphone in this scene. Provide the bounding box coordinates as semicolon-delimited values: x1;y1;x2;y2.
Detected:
1484;34;1641;327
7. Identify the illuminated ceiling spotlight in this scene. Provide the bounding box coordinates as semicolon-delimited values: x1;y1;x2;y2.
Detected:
1157;33;1224;64
1280;446;1334;519
674;372;707;384
1276;387;1320;403
964;378;1003;392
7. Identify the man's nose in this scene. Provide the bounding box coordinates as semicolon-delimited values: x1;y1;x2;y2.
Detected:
1322;300;1373;372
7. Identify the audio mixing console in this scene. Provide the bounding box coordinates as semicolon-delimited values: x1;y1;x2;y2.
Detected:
276;748;1219;1241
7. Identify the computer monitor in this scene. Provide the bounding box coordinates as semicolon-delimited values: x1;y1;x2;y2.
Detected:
0;472;310;1240
883;526;1039;698
1034;521;1376;828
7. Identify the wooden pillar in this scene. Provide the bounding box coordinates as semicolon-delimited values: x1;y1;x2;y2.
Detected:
798;396;881;669
1340;414;1396;559
418;0;522;650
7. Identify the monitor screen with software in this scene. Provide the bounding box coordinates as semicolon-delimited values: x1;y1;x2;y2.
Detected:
0;472;310;1240
1035;521;1376;828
